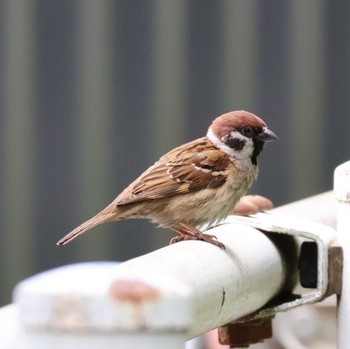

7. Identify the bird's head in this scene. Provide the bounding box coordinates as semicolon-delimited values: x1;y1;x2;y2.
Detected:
207;110;278;165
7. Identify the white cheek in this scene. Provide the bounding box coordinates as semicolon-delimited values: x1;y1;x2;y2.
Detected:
207;128;254;161
228;131;254;159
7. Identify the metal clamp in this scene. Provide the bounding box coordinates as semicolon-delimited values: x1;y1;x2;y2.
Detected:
217;212;343;347
222;212;342;321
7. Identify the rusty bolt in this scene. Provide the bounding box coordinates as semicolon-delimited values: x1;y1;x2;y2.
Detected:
218;317;273;348
325;243;343;297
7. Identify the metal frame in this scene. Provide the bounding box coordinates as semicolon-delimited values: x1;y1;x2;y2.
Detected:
222;213;338;321
0;161;348;348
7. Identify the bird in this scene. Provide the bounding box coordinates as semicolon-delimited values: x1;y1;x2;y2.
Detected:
57;110;277;249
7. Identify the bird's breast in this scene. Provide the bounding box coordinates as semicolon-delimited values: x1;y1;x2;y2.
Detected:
155;164;258;228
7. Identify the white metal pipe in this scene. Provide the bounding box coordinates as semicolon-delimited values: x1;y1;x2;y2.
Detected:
273;191;336;228
0;191;339;349
334;161;350;349
110;225;287;338
7;224;288;349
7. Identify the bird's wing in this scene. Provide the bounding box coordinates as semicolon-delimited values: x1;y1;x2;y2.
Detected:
115;137;232;205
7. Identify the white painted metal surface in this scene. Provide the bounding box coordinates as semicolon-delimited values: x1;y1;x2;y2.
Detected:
224;212;337;319
1;224;287;349
0;186;344;348
334;161;350;349
273;191;336;229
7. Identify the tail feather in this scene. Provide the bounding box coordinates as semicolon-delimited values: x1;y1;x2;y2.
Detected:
56;212;115;246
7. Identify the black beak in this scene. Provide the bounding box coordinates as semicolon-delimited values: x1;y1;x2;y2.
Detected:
255;128;278;142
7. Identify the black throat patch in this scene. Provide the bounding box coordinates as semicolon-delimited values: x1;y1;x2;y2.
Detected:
226;135;246;151
251;140;264;165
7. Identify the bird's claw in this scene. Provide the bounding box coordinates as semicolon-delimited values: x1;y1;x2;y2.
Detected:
170;233;225;249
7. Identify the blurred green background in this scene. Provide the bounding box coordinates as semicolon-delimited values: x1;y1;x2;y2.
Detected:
0;0;349;305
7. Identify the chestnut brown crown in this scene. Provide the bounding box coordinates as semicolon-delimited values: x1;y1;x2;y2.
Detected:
210;110;267;139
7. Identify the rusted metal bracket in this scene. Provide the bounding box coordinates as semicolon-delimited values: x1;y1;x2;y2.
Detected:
218;317;274;348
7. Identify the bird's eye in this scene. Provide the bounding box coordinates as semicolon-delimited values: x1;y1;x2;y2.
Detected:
241;126;253;137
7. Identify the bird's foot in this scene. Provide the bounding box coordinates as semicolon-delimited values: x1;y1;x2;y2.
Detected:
170;225;225;249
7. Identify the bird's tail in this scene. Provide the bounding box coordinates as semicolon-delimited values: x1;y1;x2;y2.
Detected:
56;211;116;246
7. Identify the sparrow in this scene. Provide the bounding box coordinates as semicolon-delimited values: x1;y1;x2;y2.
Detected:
57;110;277;249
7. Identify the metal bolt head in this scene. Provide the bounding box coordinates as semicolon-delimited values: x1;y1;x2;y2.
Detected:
218;318;273;348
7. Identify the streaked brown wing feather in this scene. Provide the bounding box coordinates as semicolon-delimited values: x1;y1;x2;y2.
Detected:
116;137;231;205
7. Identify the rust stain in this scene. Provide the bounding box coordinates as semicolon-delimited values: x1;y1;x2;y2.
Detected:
109;280;161;302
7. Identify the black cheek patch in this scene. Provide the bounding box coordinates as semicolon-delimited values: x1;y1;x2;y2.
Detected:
226;137;246;151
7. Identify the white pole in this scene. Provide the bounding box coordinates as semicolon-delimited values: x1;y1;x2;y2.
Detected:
334;161;350;349
273;191;336;228
7;224;288;349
